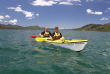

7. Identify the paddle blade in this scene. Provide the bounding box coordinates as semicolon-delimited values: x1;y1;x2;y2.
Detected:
30;36;37;38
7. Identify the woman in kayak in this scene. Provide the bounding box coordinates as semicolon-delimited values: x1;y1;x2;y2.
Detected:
39;27;51;38
51;26;62;40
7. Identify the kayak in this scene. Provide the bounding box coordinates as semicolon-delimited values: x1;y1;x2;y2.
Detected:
35;38;88;52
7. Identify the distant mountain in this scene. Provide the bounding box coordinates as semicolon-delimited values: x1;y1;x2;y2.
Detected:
0;24;43;30
73;23;110;32
24;26;42;30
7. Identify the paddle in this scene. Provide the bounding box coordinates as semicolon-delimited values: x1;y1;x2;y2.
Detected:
30;36;38;38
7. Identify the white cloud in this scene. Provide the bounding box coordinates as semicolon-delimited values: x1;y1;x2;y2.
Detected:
8;5;35;19
4;21;8;23
108;8;110;10
9;19;17;25
87;9;102;15
31;0;57;6
59;2;73;5
68;0;81;2
36;13;39;16
0;20;2;22
105;8;110;12
53;0;61;1
0;15;5;19
100;17;108;21
31;0;82;6
5;15;10;18
18;5;21;7
86;0;93;2
0;15;17;24
24;11;34;18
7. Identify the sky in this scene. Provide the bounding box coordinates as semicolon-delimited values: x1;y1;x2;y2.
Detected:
0;0;110;29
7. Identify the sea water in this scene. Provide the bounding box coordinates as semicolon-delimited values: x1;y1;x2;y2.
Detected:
0;29;110;74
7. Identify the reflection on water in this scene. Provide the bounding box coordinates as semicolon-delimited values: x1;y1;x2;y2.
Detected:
35;47;42;51
33;41;83;65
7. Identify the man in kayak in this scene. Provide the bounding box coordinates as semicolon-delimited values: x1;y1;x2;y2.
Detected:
39;27;51;38
51;26;62;40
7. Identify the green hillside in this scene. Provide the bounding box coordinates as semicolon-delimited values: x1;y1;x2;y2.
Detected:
74;23;110;32
0;24;42;30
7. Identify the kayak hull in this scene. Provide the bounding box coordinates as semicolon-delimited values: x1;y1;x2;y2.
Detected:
50;42;88;52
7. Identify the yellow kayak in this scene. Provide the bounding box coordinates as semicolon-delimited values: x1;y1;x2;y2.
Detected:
35;37;88;52
45;39;88;43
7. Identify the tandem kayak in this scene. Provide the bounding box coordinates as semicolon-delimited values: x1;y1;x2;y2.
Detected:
35;38;88;52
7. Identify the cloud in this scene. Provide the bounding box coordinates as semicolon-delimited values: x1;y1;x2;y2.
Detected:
59;2;73;5
24;12;34;18
59;0;82;5
36;13;39;16
8;5;38;19
31;0;82;6
105;8;110;12
18;5;21;7
108;8;110;10
4;21;8;23
9;19;17;25
5;15;10;18
31;0;57;6
86;0;93;2
68;0;81;2
100;17;108;21
86;0;104;2
0;15;10;20
0;15;5;19
53;0;61;1
0;20;2;22
0;15;17;24
87;9;102;15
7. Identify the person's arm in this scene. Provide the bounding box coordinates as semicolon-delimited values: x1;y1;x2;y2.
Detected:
49;32;51;37
60;33;62;37
39;31;45;37
51;32;55;41
51;32;55;37
39;33;42;37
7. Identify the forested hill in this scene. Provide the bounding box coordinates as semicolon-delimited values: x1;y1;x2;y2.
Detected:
73;23;110;32
0;24;42;30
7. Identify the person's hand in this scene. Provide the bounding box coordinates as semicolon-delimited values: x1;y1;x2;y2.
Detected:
60;37;65;40
51;38;53;41
41;35;44;38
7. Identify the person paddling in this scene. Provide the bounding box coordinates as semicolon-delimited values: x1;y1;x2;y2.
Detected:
51;26;62;41
39;27;51;38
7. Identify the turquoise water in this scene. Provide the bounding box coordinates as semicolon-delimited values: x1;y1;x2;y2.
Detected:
0;29;110;74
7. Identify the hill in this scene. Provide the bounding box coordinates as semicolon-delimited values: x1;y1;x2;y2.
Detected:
73;23;110;32
0;24;42;30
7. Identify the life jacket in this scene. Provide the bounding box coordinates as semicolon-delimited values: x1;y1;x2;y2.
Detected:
43;31;50;37
53;32;61;39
